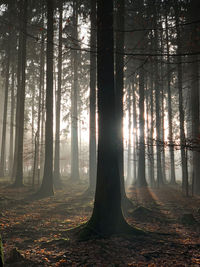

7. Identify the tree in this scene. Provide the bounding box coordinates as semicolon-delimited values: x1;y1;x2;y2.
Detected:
71;0;80;181
188;0;200;195
37;0;54;197
54;0;63;187
8;65;15;176
137;66;147;187
153;2;164;187
165;12;176;184
0;30;10;177
88;0;97;192
115;0;133;209
79;0;142;237
174;3;188;195
13;0;28;187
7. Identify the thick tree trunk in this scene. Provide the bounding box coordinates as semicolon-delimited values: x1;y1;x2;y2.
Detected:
38;0;54;196
71;1;80;181
54;1;63;186
85;0;138;236
13;0;27;187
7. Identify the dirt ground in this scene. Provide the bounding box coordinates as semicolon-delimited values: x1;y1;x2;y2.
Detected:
0;178;200;266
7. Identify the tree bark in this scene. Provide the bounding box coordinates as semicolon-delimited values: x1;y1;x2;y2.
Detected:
148;69;155;187
71;1;80;181
38;0;54;196
88;0;97;192
165;15;176;184
132;84;138;184
153;13;164;187
84;0;138;236
54;1;63;186
9;65;15;176
175;6;188;196
188;0;200;195
126;84;132;184
0;41;10;177
137;67;147;187
13;0;27;187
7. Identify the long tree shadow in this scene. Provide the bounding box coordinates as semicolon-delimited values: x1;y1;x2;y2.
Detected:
126;186;180;232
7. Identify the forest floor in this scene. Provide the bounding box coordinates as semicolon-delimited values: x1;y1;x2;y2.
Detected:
0;178;200;266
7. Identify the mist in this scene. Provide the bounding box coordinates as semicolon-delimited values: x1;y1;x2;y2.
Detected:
0;0;200;266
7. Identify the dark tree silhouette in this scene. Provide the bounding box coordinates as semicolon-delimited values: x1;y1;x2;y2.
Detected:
37;0;54;197
13;0;28;187
78;0;143;237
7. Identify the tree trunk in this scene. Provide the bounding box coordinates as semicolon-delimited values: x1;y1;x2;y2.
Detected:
0;42;10;177
126;84;132;184
148;71;155;187
35;21;45;185
88;0;97;192
13;0;28;187
132;84;138;184
54;1;63;186
31;82;35;172
137;67;147;187
40;41;45;182
11;9;22;180
160;31;167;184
115;0;132;209
165;15;176;184
175;7;188;196
71;1;80;181
9;65;15;176
38;0;54;196
188;0;200;195
85;0;138;236
153;19;164;187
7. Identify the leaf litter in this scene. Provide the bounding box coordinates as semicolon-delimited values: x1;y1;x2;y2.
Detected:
0;181;200;266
